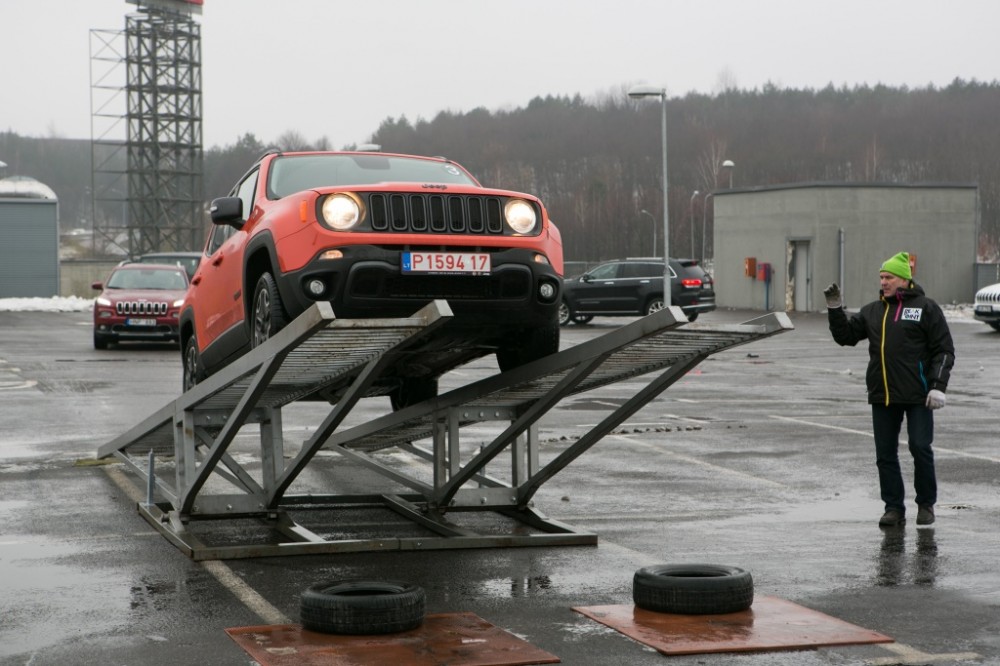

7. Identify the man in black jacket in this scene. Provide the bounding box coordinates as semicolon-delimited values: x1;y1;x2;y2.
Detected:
824;252;955;527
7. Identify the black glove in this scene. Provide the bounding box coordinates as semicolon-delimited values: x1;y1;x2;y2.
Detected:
823;283;842;308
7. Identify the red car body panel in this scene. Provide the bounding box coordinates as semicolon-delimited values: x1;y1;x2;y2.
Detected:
180;151;564;390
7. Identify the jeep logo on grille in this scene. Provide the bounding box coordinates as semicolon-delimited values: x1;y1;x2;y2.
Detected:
116;301;168;315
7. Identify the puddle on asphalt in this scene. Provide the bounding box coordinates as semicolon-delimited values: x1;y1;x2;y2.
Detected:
758;488;875;524
0;537;130;656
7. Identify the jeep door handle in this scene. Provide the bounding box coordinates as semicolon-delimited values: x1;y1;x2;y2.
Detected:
212;253;224;266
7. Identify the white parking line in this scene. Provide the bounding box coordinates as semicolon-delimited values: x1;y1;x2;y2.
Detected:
608;434;787;488
769;415;1000;464
104;466;290;625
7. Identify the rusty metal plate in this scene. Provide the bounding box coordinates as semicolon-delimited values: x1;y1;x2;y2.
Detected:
226;612;561;665
572;596;893;656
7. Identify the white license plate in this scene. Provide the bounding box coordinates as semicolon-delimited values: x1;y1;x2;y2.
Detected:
402;252;491;275
127;318;156;326
975;305;994;314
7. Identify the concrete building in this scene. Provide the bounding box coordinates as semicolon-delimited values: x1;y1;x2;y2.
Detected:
712;183;978;312
0;175;60;297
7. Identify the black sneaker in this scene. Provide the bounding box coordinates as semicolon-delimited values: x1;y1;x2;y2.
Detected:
917;504;935;525
879;510;906;526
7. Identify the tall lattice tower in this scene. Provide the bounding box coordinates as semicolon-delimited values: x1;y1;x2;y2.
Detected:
90;0;204;258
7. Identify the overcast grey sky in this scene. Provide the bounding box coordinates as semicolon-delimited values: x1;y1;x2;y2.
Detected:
3;0;998;150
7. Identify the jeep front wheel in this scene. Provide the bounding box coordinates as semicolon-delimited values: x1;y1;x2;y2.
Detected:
251;272;288;348
496;315;560;372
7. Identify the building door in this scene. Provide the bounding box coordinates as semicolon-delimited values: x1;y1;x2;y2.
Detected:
785;240;811;311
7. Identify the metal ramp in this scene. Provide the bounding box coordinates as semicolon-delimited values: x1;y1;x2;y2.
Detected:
98;301;792;560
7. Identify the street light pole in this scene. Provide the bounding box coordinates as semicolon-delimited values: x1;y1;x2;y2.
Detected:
689;190;699;259
628;84;671;305
701;192;714;266
639;209;656;256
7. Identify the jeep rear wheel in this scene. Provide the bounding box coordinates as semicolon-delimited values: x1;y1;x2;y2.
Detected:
182;335;203;391
389;377;438;411
251;272;288;348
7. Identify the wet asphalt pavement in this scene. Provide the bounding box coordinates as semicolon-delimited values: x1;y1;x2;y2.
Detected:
1;307;998;665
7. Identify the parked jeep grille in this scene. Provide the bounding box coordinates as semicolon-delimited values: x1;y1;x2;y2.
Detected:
978;289;1000;304
116;301;168;315
366;193;511;235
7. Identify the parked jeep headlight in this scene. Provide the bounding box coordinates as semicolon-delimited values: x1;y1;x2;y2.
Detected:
321;193;363;230
504;199;537;234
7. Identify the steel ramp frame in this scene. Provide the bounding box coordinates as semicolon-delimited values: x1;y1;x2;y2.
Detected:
99;303;793;560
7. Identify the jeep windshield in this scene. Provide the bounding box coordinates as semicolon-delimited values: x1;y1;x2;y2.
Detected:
268;154;478;198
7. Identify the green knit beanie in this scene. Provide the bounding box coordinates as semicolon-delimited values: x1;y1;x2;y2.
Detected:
880;252;912;280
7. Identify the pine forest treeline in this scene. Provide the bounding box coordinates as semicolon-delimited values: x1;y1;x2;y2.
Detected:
2;79;998;263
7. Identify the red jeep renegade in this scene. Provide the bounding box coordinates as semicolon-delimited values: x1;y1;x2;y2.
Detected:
179;150;564;407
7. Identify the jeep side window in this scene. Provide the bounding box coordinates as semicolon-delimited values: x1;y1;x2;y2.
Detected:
236;170;258;223
206;223;230;255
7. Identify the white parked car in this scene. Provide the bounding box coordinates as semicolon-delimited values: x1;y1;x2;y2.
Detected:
973;282;1000;331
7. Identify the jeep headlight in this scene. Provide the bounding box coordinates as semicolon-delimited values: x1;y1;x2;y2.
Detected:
504;199;537;234
321;193;363;230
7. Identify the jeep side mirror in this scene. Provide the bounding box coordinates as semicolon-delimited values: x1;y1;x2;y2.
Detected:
209;197;245;228
581;274;592;283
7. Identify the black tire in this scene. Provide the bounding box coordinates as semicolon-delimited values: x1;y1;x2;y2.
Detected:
989;322;1000;331
686;311;699;322
496;314;560;372
558;300;572;326
251;272;288;348
571;314;594;325
93;332;109;350
389;377;438;411
633;564;754;615
300;580;425;635
182;334;203;392
645;297;666;316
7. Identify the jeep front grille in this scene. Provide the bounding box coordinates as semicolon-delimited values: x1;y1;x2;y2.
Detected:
116;301;168;315
366;193;516;235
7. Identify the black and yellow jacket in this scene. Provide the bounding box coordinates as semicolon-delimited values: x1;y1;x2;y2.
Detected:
828;283;955;406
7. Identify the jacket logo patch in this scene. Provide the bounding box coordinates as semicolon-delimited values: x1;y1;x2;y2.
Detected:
902;307;923;321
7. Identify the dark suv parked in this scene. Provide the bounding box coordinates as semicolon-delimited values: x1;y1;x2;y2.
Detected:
559;258;715;325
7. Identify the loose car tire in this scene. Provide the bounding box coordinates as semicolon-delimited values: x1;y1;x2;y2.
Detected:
496;315;560;372
251;272;287;348
633;564;754;615
300;580;426;635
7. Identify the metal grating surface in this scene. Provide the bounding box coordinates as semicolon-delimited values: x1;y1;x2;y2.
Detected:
332;327;760;453
197;325;425;412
